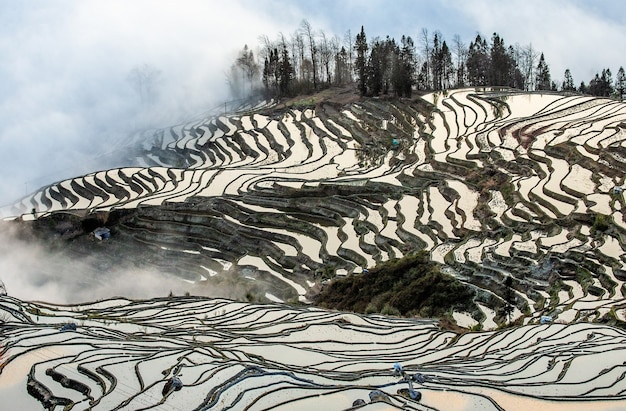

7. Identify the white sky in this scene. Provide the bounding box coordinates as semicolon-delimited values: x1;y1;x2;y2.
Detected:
0;0;624;205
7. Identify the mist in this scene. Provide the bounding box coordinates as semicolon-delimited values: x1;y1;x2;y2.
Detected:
0;0;301;207
4;1;621;208
0;223;192;303
0;0;311;304
3;0;623;303
0;220;270;304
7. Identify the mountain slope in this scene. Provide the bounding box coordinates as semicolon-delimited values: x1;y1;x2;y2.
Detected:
2;294;626;410
2;87;626;410
2;87;626;328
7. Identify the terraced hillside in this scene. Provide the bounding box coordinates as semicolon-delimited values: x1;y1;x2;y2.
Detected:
2;88;626;410
3;88;626;328
2;295;626;410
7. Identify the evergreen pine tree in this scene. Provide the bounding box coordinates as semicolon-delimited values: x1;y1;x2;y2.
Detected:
368;38;385;95
616;66;626;99
489;33;511;86
589;69;614;97
535;53;551;91
467;34;489;86
278;43;294;96
507;46;524;89
440;41;454;89
601;68;614;96
562;68;575;91
354;26;368;96
399;35;416;97
431;32;442;90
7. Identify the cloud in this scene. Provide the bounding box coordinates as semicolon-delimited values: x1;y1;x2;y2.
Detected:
0;223;185;303
0;0;300;206
0;219;268;304
306;0;626;87
3;0;623;208
445;0;626;85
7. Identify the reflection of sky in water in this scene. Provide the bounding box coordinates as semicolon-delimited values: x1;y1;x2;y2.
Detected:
3;297;626;410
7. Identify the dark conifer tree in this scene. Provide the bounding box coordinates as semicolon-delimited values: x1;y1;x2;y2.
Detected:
366;36;396;96
262;49;280;96
601;68;614;96
391;43;403;96
439;40;454;89
588;69;614;97
562;68;575;92
278;43;294;96
271;48;280;94
467;34;489;86
262;57;271;92
431;32;442;90
489;33;511;86
382;37;396;94
354;26;368;96
429;33;453;90
616;66;626;99
399;35;416;96
588;73;602;96
507;46;524;89
368;38;385;95
535;53;551;91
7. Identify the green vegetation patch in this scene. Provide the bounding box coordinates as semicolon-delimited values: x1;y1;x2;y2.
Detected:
592;213;611;234
315;251;475;318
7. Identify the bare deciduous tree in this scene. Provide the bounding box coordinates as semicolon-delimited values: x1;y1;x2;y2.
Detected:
452;34;467;87
519;43;538;91
293;31;306;82
319;30;333;84
344;29;354;82
300;19;318;90
419;28;432;89
127;64;162;105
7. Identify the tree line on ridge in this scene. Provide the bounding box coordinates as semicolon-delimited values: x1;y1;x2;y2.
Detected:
227;20;626;101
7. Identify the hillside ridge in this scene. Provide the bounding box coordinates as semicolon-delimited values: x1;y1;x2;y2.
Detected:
2;87;626;331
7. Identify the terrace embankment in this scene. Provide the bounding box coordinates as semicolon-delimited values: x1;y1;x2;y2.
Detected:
2;87;626;329
2;294;626;410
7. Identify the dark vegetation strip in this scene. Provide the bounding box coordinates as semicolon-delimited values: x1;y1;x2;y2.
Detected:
315;251;476;318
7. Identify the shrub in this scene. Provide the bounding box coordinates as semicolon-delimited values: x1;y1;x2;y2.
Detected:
365;302;379;314
592;213;610;233
380;304;400;316
315;251;476;318
470;323;483;332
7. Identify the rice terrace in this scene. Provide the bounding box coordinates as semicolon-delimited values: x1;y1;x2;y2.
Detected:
2;3;626;410
2;86;626;410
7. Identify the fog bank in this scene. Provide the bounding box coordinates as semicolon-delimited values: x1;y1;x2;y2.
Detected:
0;0;300;206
